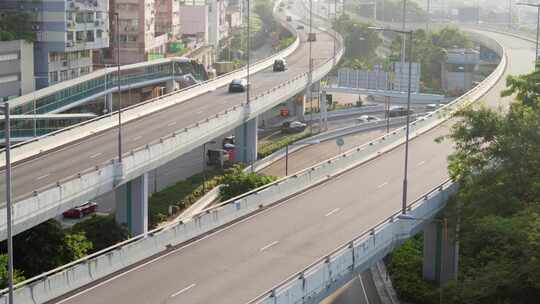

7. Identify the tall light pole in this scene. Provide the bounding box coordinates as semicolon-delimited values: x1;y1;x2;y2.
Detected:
114;12;123;163
401;0;407;64
517;2;540;66
246;0;251;106
308;0;314;134
2;102;14;304
426;0;431;32
370;26;413;215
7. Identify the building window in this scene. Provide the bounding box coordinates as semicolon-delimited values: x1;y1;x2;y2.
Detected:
96;12;103;20
67;31;74;42
97;29;103;38
81;50;90;58
128;35;137;42
60;70;68;81
60;53;68;61
76;13;84;23
0;53;18;62
49;71;58;82
86;30;94;42
0;75;18;84
70;69;78;78
80;66;91;75
86;12;94;23
76;31;85;42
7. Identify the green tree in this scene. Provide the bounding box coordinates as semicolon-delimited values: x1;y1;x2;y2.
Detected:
0;254;25;289
390;27;472;90
72;215;130;253
0;12;36;42
502;62;540;107
333;16;382;67
220;165;277;201
5;220;92;277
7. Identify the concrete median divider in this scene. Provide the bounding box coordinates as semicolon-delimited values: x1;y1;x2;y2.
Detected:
0;13;509;304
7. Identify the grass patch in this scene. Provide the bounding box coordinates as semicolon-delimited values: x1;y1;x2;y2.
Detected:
258;131;312;159
148;169;224;228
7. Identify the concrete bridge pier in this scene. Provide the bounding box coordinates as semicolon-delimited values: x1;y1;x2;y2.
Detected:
105;92;113;114
166;79;179;93
422;222;458;285
234;117;258;164
115;173;149;236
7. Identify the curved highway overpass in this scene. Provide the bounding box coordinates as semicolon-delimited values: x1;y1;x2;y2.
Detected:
0;0;342;238
0;2;534;303
40;29;534;304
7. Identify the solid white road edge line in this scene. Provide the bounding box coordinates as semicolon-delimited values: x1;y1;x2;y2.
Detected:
260;241;279;252
325;208;340;217
171;283;196;298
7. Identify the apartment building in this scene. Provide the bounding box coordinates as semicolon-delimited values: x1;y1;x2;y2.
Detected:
105;0;168;64
0;40;35;101
0;0;110;89
156;0;182;39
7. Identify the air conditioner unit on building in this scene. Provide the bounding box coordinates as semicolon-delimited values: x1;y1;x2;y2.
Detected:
32;24;40;31
66;41;74;47
62;61;69;67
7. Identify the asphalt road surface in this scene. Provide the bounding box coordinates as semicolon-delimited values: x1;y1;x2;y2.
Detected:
0;5;337;205
50;30;533;304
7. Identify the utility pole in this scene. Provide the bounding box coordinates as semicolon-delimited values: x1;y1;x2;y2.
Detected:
2;102;14;304
115;12;123;163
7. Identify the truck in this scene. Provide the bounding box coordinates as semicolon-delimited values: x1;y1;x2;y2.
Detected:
214;61;235;75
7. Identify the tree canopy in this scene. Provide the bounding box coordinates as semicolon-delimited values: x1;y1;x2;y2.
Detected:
220;165;277;201
390;27;472;90
72;215;130;253
0;12;36;42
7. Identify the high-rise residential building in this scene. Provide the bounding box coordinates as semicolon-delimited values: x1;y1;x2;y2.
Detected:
105;0;168;65
156;0;181;39
0;40;35;101
0;0;110;89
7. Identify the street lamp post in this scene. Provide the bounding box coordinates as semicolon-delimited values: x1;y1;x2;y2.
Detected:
2;102;14;304
114;12;123;163
369;26;413;215
401;0;407;64
285;139;320;176
517;2;540;66
246;0;251;105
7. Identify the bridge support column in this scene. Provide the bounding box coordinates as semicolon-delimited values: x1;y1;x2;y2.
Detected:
115;173;149;236
320;91;328;131
105;93;113;114
294;93;305;121
422;222;457;285
234;117;258;164
166;79;179;93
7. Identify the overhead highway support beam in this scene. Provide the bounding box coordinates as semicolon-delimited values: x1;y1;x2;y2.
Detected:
235;117;258;164
115;173;149;236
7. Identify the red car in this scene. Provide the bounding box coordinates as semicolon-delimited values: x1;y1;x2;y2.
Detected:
62;202;98;219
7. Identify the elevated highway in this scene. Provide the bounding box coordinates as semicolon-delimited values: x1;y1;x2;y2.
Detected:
0;1;342;238
0;26;525;304
0;2;533;303
46;30;531;304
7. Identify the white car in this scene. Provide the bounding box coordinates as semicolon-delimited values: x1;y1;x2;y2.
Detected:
356;115;380;123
